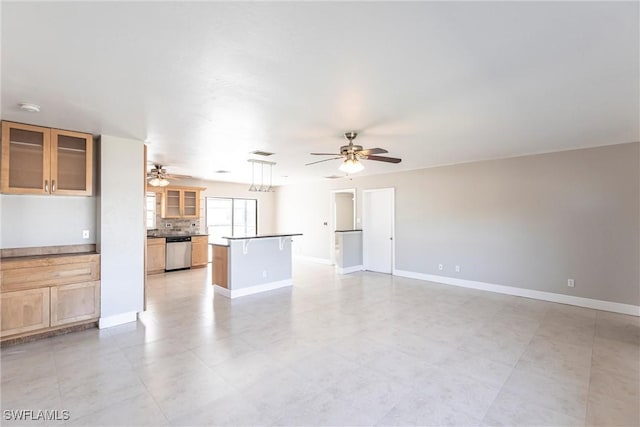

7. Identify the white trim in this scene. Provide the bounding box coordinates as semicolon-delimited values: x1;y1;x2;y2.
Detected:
363;188;395;274
393;269;640;317
337;265;364;275
213;279;293;299
295;255;333;265
99;311;138;329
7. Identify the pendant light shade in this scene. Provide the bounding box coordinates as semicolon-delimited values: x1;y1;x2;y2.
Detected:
248;159;276;192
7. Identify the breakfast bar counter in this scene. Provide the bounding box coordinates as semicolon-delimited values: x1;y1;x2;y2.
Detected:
211;233;302;298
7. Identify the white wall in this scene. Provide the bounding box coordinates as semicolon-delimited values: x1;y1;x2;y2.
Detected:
0;195;96;248
276;142;640;308
175;178;277;235
99;135;145;327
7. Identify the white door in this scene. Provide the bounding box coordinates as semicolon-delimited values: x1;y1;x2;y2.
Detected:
363;188;394;273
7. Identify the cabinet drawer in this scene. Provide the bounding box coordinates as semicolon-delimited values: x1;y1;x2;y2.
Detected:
1;255;99;292
0;288;50;337
50;281;100;326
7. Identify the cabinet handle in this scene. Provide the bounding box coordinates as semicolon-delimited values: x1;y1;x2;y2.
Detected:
52;180;56;192
44;180;49;192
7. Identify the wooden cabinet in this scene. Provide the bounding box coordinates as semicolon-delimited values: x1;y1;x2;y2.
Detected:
147;238;166;274
212;245;228;288
160;186;204;218
1;121;93;196
191;236;208;268
50;281;100;327
0;252;100;341
1;288;50;338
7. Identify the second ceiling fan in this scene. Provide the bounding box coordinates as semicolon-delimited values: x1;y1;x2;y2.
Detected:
306;132;401;174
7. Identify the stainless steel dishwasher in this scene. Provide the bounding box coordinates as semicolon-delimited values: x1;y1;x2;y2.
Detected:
165;236;192;271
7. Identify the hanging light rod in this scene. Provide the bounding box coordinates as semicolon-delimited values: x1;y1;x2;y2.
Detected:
247;159;276;166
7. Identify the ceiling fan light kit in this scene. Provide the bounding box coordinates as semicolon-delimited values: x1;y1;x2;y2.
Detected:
339;156;364;174
147;163;191;187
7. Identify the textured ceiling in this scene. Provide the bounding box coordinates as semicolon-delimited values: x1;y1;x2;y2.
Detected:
1;2;638;185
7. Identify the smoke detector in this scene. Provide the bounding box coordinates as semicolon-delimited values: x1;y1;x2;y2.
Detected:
19;103;41;113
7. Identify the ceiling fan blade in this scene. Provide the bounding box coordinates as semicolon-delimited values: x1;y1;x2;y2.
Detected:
305;156;343;166
365;155;402;164
357;148;388;156
310;152;342;156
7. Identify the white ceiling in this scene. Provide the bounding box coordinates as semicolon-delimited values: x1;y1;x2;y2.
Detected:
2;2;638;185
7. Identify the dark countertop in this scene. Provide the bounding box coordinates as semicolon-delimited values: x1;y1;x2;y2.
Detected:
335;229;363;233
147;233;208;239
222;233;302;240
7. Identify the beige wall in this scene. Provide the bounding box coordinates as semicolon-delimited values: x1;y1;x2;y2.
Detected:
276;142;640;306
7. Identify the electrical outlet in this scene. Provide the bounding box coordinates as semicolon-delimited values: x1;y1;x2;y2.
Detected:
438;264;443;271
165;223;172;228
455;265;460;273
191;223;196;227
262;270;268;278
82;230;90;239
568;279;575;288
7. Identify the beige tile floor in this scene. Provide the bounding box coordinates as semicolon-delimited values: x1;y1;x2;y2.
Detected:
1;261;639;426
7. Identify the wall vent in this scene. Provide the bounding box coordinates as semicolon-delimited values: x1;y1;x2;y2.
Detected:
250;150;275;156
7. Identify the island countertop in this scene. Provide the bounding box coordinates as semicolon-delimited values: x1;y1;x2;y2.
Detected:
222;233;302;240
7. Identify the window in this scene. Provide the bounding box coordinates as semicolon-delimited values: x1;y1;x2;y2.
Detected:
206;197;257;239
146;192;156;229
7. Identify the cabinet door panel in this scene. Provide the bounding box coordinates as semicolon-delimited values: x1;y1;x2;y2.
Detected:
147;240;166;273
183;190;198;217
162;189;181;218
0;288;50;337
51;130;93;195
1;122;51;194
50;281;100;326
191;236;208;267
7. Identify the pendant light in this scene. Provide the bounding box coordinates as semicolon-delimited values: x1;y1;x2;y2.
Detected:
248;161;257;192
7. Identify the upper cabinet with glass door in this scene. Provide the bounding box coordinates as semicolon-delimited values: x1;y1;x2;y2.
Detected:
160;186;205;219
1;121;93;196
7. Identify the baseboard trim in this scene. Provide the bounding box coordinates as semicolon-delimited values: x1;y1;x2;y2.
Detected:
337;265;364;275
393;269;640;317
99;311;138;329
213;279;293;299
295;255;333;265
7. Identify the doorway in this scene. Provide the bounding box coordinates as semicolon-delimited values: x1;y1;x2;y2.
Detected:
329;189;356;264
363;188;394;274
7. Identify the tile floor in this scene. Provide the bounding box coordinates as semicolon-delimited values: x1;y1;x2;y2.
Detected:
1;261;639;426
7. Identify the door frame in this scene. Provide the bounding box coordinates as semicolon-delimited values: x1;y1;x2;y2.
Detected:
362;187;395;273
329;188;356;265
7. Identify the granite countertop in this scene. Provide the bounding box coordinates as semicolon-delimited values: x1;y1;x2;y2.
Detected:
335;229;363;233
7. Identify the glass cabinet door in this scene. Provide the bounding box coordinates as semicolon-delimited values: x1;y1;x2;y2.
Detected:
164;189;181;217
51;129;93;195
183;190;198;217
1;122;51;194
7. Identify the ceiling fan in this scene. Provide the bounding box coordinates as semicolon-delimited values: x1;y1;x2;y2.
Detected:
306;132;401;174
146;164;191;187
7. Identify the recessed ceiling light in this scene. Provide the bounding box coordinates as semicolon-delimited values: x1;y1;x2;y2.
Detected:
19;102;41;113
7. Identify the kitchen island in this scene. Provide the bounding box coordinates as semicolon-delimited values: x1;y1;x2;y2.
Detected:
211;233;302;298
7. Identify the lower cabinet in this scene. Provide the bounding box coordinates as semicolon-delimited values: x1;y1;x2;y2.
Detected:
147;238;166;274
0;252;101;341
191;236;208;268
0;288;50;338
51;281;100;326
